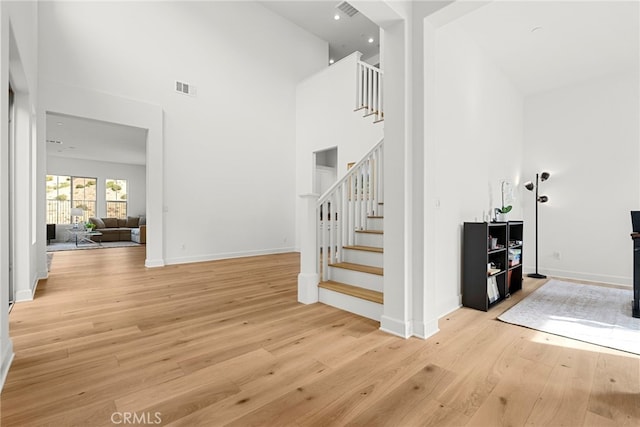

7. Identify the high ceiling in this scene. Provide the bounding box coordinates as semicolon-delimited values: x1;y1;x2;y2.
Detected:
46;1;638;165
260;0;380;63
46;113;147;166
453;1;639;96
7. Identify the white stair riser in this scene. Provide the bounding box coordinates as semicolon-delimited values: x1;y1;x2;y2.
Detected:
341;249;383;268
355;232;383;247
367;217;384;229
377;205;384;216
328;267;382;292
319;288;382;321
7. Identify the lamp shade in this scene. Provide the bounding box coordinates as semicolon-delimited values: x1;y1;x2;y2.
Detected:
524;182;535;191
538;195;549;203
70;208;84;217
540;172;550;181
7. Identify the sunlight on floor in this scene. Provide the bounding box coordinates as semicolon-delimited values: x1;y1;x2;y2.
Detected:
529;330;638;358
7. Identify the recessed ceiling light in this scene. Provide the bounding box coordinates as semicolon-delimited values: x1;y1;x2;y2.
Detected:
329;59;335;64
56;122;63;126
368;37;374;43
334;14;340;20
531;26;543;33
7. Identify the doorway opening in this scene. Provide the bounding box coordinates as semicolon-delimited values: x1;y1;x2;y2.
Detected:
313;147;337;196
44;112;148;261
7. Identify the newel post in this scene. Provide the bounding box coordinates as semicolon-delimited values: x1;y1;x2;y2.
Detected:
298;193;319;304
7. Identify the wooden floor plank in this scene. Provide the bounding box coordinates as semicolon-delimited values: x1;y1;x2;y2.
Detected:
2;247;638;426
523;346;599;426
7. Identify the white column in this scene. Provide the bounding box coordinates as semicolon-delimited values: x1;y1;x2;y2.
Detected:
298;193;319;304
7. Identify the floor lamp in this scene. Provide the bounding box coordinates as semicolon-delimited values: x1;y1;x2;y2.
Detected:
524;172;550;279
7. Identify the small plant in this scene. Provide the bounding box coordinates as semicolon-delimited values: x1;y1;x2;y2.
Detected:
497;205;512;214
497;180;512;214
85;222;96;231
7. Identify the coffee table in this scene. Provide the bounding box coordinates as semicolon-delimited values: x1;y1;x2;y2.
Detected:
68;229;103;246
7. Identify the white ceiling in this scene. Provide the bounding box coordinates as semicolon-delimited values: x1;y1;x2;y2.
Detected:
46;1;633;165
46;113;147;166
260;0;380;63
453;1;639;96
46;1;379;167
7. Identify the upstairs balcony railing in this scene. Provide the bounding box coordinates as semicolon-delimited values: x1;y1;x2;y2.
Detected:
355;60;383;123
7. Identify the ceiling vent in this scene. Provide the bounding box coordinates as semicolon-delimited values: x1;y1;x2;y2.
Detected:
175;80;196;96
335;1;359;18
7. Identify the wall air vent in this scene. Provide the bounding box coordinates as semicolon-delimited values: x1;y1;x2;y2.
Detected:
335;1;359;17
46;139;62;144
175;80;196;96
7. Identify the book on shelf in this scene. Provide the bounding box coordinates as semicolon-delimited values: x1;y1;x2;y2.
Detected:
488;268;501;276
508;248;521;266
487;276;500;303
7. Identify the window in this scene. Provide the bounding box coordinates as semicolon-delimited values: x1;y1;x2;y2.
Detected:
106;179;127;218
46;175;97;224
72;177;97;221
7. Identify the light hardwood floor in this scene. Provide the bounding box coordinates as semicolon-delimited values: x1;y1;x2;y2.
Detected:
2;248;639;426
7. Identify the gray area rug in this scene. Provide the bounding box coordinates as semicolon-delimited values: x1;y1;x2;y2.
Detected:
498;279;640;355
47;241;141;252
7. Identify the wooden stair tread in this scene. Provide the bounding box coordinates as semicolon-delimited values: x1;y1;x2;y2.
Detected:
343;245;383;253
356;229;383;235
367;215;384;219
329;262;383;276
319;281;383;304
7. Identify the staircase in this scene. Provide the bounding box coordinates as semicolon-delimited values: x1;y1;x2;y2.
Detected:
298;57;384;322
316;140;384;321
318;216;384;320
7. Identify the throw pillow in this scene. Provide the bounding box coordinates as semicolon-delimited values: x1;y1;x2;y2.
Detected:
126;216;140;228
90;217;106;229
103;217;118;228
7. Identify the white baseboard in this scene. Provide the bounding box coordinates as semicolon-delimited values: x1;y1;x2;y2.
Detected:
298;272;319;304
526;266;632;287
0;340;14;392
412;319;439;339
15;276;43;302
437;295;463;319
379;315;412;338
164;247;296;266
15;289;34;302
145;258;165;268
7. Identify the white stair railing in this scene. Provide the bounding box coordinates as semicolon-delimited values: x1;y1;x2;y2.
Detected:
355;61;384;123
318;139;384;281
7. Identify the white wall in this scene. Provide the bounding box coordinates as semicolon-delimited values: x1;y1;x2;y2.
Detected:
523;71;640;285
0;0;39;389
295;52;384;248
430;21;524;317
47;156;146;240
38;1;327;265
